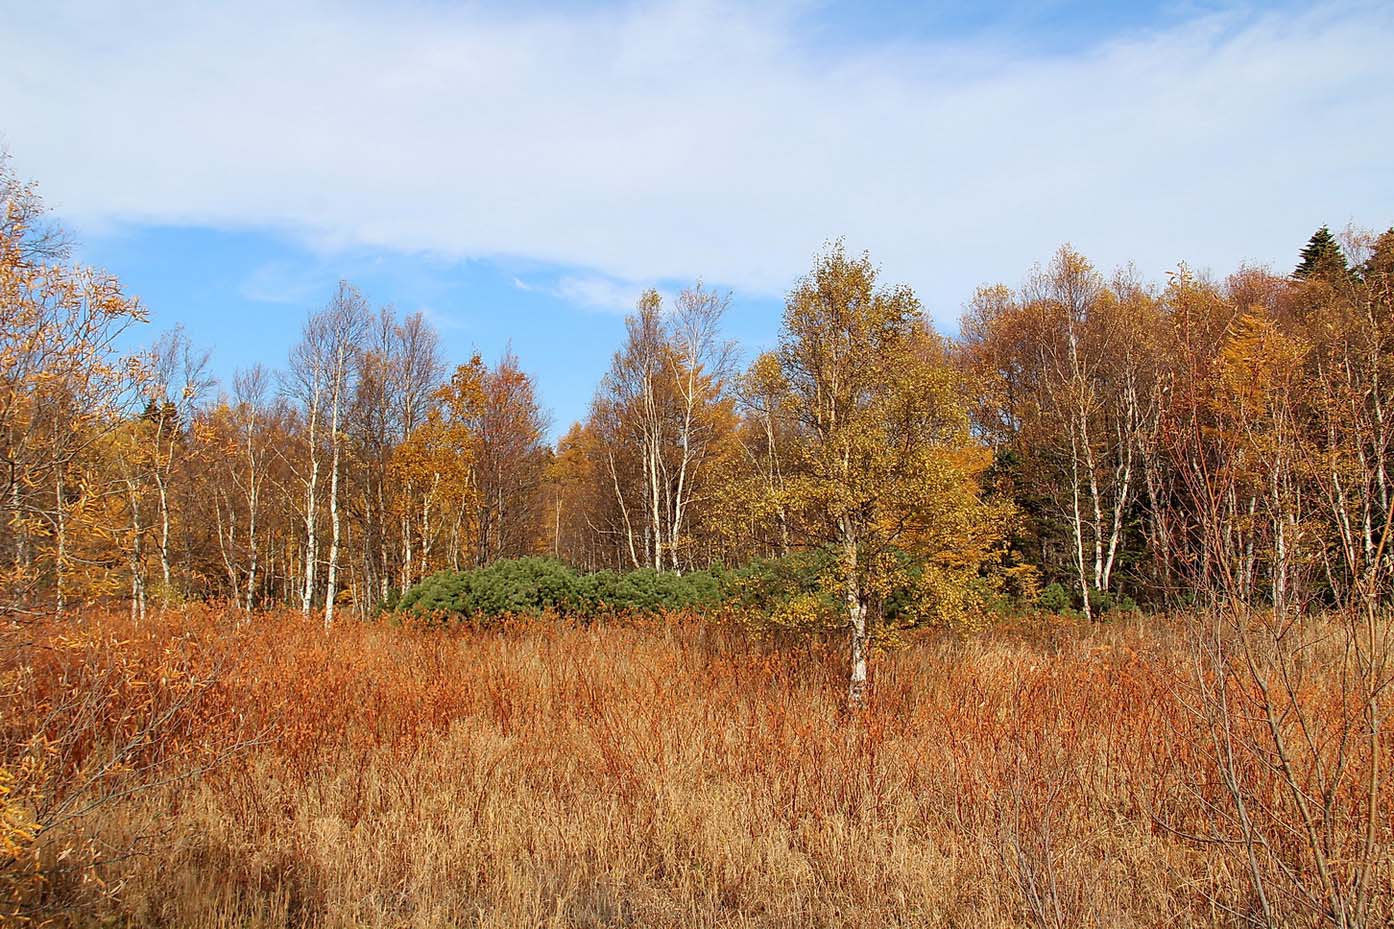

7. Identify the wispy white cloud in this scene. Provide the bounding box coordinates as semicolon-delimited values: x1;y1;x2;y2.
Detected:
3;0;1391;323
554;275;652;314
240;261;335;306
512;270;659;314
417;305;468;331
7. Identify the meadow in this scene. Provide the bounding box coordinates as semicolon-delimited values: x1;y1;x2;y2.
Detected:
3;606;1388;929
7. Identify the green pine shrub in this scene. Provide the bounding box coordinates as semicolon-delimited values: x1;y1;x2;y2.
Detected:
1036;582;1075;614
396;557;725;622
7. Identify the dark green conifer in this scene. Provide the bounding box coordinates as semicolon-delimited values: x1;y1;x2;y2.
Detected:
1294;225;1350;281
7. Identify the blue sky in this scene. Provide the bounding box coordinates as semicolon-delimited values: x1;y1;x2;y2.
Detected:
62;223;779;436
3;0;1392;435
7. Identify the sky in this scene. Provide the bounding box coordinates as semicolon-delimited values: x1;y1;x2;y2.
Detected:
3;0;1392;436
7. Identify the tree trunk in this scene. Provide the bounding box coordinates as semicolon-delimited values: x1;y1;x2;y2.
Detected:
156;473;172;609
844;534;868;707
9;476;25;576
54;470;66;613
245;473;259;612
607;450;641;569
1069;426;1095;622
127;481;146;623
301;396;321;617
324;364;344;632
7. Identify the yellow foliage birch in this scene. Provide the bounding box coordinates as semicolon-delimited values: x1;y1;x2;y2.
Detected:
768;242;1007;704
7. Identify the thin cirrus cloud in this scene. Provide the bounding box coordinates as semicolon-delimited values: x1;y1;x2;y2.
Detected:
2;0;1392;323
239;261;336;307
514;273;673;315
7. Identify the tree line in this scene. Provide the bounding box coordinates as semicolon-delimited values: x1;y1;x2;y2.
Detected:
962;227;1394;620
3;155;1392;645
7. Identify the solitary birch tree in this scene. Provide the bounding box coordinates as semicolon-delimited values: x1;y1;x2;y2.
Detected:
770;243;1001;705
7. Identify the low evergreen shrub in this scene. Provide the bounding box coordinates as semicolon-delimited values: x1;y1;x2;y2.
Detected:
1037;582;1074;614
396;557;725;621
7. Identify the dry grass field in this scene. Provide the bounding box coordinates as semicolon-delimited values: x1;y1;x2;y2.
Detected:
2;606;1390;928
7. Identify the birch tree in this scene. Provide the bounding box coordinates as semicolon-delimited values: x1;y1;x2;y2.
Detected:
960;247;1162;614
591;287;735;572
285;283;368;626
320;285;369;630
770;243;1001;705
664;285;735;570
144;327;212;608
352;307;443;600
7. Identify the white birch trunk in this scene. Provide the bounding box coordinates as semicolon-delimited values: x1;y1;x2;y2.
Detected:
844;532;868;707
324;347;346;632
300;389;321;617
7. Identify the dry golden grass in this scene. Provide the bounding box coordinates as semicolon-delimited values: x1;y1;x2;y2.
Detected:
2;606;1390;928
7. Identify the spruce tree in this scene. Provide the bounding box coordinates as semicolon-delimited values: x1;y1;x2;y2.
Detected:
1294;225;1350;281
